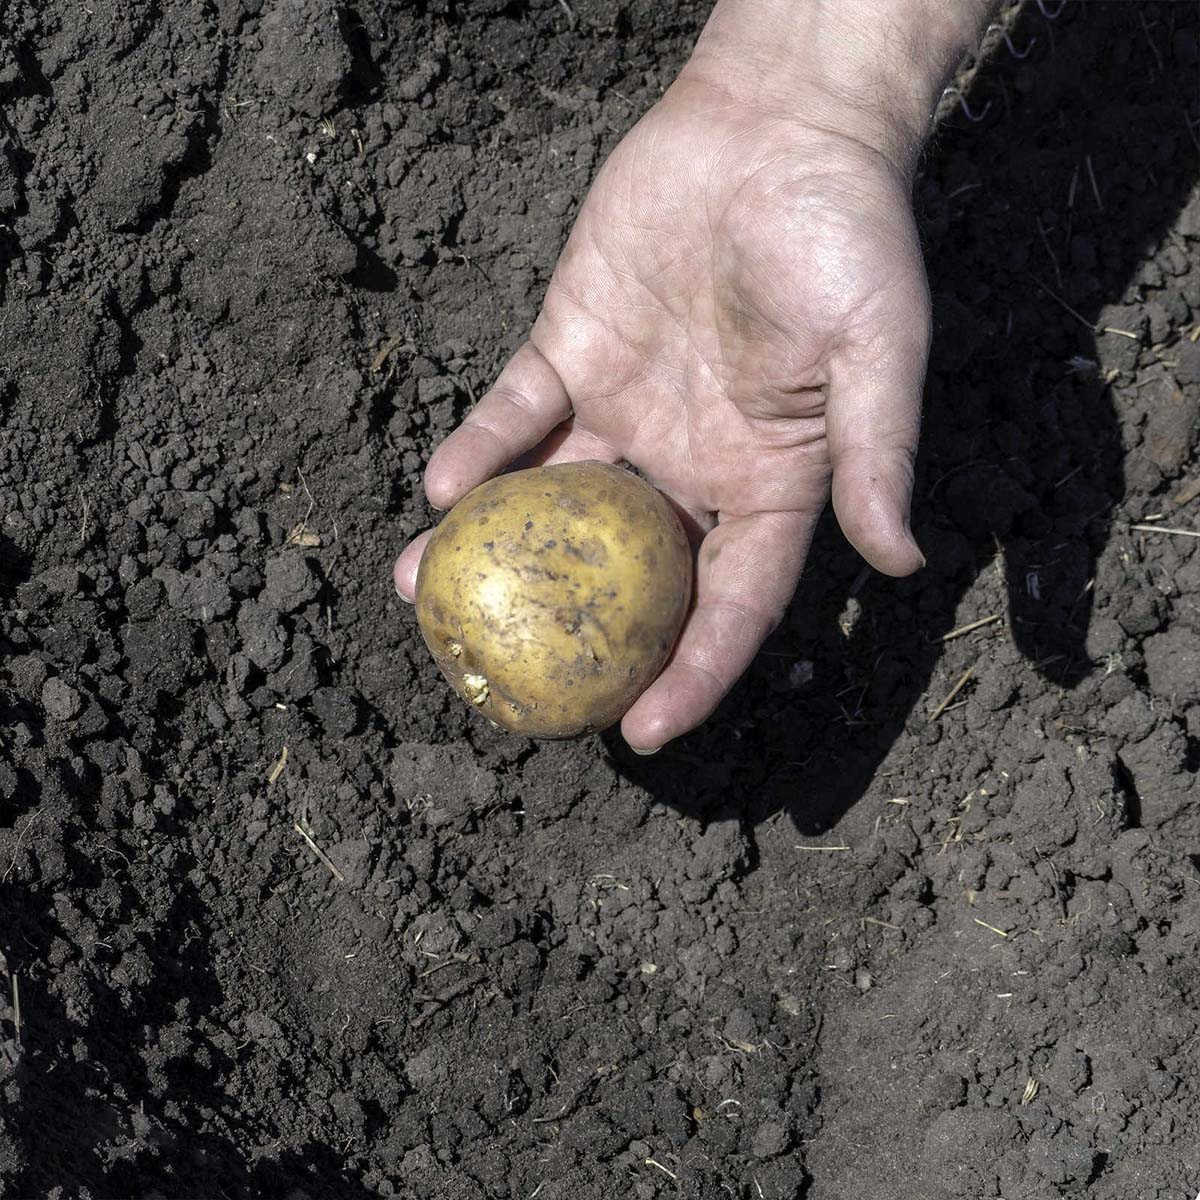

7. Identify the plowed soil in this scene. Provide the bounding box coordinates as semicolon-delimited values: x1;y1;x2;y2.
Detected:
2;2;1199;1197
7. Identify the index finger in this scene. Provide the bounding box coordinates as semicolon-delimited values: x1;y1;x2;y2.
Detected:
423;340;573;510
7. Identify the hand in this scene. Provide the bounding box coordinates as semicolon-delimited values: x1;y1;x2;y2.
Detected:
395;68;930;752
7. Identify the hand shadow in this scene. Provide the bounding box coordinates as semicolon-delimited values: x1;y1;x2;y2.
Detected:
607;2;1198;834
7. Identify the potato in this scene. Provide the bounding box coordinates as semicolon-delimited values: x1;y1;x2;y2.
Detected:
415;460;692;737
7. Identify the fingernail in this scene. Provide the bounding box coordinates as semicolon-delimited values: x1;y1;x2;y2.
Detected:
630;744;661;757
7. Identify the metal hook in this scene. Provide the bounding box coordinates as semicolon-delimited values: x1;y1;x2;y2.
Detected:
988;23;1037;58
1034;0;1067;19
943;87;993;124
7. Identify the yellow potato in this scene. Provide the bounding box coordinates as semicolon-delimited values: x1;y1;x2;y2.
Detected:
415;460;692;737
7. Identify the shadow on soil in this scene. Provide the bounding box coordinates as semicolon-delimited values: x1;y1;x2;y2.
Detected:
612;2;1198;835
2;850;379;1198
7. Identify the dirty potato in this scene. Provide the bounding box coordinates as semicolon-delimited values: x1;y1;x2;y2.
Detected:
414;460;693;737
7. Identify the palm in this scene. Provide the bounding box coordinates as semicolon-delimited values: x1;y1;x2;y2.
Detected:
396;80;931;751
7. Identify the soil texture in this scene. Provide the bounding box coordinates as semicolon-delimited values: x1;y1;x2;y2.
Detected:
2;2;1200;1197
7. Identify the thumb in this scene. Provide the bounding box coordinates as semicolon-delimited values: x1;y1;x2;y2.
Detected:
827;298;929;577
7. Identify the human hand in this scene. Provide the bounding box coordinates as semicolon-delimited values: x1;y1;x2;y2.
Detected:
395;0;998;753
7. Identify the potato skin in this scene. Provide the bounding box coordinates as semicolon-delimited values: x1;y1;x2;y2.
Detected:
414;460;693;737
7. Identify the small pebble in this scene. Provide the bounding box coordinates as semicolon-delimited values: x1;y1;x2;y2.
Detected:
751;1120;789;1159
42;677;82;721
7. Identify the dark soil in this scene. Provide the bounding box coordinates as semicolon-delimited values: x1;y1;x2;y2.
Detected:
2;2;1199;1197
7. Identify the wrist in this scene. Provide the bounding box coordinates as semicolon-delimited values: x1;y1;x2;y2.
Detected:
680;0;1000;176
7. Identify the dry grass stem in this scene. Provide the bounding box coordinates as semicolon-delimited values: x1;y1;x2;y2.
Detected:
3;810;45;884
78;486;90;543
286;523;321;548
794;844;851;852
285;468;320;547
1036;217;1063;290
974;917;1010;938
294;822;345;881
929;665;976;720
942;614;1001;641
1138;10;1165;72
267;745;288;786
371;333;408;372
1085;154;1104;211
1029;276;1095;332
1129;524;1200;539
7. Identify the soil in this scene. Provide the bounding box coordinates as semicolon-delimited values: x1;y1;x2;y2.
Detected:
1;1;1199;1197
